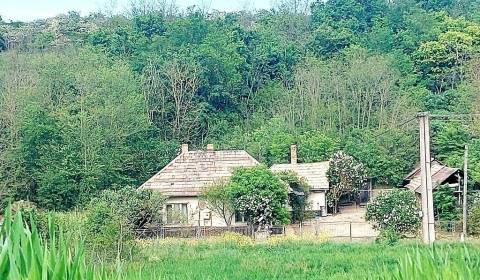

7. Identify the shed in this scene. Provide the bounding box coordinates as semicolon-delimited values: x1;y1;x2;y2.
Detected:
402;159;461;193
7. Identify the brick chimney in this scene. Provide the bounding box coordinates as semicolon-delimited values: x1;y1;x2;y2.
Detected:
181;144;189;154
290;144;297;164
207;144;214;151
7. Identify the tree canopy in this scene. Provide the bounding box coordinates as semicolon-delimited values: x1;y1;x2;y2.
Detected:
1;0;480;210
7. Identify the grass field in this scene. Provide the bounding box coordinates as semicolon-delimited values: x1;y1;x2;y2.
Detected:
2;210;480;280
119;235;480;280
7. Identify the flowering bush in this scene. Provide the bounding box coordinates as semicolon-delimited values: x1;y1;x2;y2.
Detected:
327;151;367;212
229;166;289;228
366;190;420;236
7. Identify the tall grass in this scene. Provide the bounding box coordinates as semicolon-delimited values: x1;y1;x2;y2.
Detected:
1;210;480;280
0;207;97;279
384;245;480;280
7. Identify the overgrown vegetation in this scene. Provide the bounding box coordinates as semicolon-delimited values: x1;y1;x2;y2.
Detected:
2;0;480;210
2;206;480;279
366;190;421;238
433;184;459;221
327;151;367;213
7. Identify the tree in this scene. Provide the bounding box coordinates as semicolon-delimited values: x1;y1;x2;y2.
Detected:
366;189;421;236
229;166;289;229
326;151;367;213
85;186;164;258
433;184;459;221
201;179;235;227
298;131;338;163
276;171;311;223
143;57;203;142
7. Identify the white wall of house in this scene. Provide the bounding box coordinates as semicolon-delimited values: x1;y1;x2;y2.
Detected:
163;197;245;227
309;191;327;216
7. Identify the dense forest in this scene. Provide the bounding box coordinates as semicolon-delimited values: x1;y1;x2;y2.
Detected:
1;0;480;211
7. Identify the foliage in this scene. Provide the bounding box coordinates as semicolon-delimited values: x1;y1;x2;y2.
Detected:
366;190;421;236
229;166;289;228
0;208;95;280
468;204;480;235
433;184;459;221
201;180;235;226
297;131;338;163
276;171;311;223
384;245;480;280
375;228;400;246
326;151;367;212
2;0;480;211
84;187;164;259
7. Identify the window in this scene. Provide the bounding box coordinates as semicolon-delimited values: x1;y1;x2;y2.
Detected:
235;211;247;223
166;203;188;224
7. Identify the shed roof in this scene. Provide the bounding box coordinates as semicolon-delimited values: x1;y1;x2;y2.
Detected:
139;149;259;197
270;162;330;190
403;160;460;193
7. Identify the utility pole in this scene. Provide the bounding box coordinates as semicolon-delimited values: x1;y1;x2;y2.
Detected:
418;112;435;244
461;145;468;242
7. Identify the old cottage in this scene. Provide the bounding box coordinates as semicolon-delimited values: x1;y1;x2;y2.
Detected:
139;144;259;226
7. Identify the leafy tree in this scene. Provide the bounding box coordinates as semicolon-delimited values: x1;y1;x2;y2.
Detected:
433;184;459;221
366;189;421;236
298;131;338;163
85;186;164;258
229;166;289;228
201;180;235;226
310;0;388;56
276;171;311;223
414;16;480;92
326;151;367;213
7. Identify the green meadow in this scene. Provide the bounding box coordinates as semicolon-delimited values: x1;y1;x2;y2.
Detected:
2;211;479;280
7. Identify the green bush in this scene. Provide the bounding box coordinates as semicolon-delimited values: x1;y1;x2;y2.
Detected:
433;184;459;221
366;190;421;236
229;166;289;228
84;186;165;259
468;204;480;235
375;228;400;246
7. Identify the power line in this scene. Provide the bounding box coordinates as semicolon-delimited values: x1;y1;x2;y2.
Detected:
373;116;417;138
431;114;480;119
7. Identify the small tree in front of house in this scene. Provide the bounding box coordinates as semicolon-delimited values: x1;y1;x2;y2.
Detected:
366;189;421;239
229;166;289;230
201;179;235;227
326;151;366;213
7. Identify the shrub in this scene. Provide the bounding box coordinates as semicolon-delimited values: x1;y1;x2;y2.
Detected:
84;186;165;259
468;204;480;235
375;228;400;246
366;190;421;236
433;184;459;221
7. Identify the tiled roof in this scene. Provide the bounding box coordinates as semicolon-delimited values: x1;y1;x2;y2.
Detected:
270;162;330;190
404;160;459;193
140;149;259;196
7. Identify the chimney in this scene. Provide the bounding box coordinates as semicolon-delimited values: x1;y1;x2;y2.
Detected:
290;144;297;164
207;144;214;151
181;144;189;154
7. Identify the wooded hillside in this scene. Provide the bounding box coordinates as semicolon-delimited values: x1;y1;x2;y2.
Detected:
1;0;480;210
